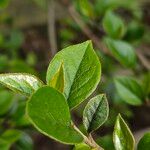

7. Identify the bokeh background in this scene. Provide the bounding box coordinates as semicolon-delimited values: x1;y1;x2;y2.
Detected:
0;0;150;149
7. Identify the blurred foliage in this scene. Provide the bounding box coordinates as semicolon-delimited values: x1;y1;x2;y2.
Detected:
0;0;150;149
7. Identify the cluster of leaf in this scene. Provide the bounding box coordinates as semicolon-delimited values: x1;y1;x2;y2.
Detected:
0;2;39;149
0;41;149;149
72;0;150;107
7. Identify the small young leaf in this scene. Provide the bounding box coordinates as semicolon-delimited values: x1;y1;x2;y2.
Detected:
77;0;95;18
0;73;44;96
113;114;135;150
26;86;83;144
104;38;136;68
49;62;64;93
73;143;91;150
114;76;144;105
83;94;109;133
137;132;150;150
103;11;126;39
46;41;101;109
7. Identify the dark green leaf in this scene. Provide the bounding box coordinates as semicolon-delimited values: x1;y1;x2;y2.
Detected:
49;62;64;93
114;76;144;105
113;114;135;150
15;133;33;150
103;11;125;39
83;94;109;133
137;132;150;150
46;41;101;109
142;72;150;98
0;73;44;96
104;38;136;68
26;86;83;144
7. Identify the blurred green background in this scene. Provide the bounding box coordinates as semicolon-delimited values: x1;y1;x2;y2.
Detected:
0;0;150;149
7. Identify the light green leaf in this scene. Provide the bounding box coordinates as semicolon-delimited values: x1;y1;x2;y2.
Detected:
26;86;83;144
137;132;150;150
0;139;10;150
113;114;135;150
77;0;95;18
103;11;125;39
73;143;91;150
49;62;64;93
1;129;22;144
0;129;22;150
46;41;101;109
0;73;44;96
0;90;14;115
114;76;143;105
83;94;109;133
104;38;136;68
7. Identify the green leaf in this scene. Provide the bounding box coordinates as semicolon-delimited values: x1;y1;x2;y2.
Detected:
15;133;33;150
1;129;22;144
103;11;125;39
77;0;95;18
0;139;10;150
49;62;64;93
137;132;150;150
104;38;136;68
113;114;135;150
46;41;101;109
0;90;14;115
0;73;44;96
142;72;150;98
125;21;144;41
0;129;22;150
73;143;91;150
114;76;144;105
83;94;109;133
26;86;83;144
0;0;9;8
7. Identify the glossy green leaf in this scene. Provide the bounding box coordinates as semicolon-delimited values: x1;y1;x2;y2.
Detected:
113;114;135;150
0;73;44;96
26;86;83;144
104;38;136;68
0;90;14;115
137;132;150;150
49;62;64;93
46;41;101;109
103;11;125;39
83;94;109;133
114;76;143;105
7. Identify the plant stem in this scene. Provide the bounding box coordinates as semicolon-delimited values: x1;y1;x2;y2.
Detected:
72;123;104;150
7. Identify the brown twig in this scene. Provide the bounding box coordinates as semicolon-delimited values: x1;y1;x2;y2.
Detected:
136;48;150;70
48;0;57;58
